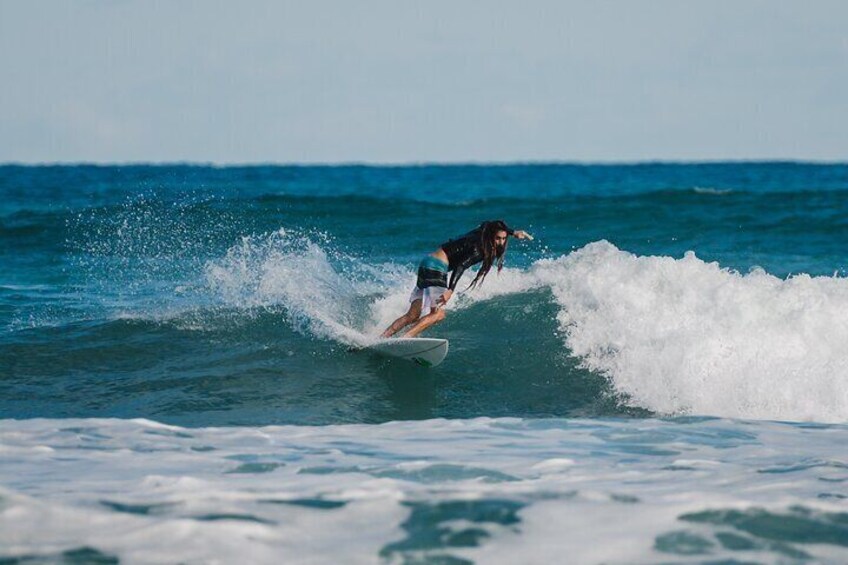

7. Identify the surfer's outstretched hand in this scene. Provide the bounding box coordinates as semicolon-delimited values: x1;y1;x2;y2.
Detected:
513;230;534;240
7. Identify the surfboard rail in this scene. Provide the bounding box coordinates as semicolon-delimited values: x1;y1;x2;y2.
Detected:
365;337;449;367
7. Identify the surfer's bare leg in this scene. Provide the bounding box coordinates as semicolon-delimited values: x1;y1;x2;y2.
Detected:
381;299;423;338
402;307;445;338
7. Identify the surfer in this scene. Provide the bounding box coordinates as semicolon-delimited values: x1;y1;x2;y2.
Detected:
381;220;533;338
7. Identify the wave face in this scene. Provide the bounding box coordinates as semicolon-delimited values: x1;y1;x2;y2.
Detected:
3;163;848;425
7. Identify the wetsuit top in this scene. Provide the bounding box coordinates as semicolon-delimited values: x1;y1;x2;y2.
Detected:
440;223;514;291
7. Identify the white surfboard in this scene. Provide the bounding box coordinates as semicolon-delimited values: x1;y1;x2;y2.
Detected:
366;337;449;367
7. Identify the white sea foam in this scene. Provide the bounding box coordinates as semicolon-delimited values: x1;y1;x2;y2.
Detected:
532;241;848;423
1;417;846;563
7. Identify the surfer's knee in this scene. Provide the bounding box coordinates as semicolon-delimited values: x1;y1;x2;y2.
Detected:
433;308;446;322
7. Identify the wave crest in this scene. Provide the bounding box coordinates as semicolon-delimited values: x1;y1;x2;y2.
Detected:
533;241;848;422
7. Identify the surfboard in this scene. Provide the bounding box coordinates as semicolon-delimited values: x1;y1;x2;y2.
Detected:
365;337;449;367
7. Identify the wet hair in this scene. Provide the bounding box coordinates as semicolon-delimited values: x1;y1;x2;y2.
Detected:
467;220;510;290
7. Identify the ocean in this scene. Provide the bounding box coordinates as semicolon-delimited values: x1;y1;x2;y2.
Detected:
2;163;847;563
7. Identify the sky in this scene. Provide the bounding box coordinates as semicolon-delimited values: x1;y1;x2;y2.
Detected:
1;1;846;164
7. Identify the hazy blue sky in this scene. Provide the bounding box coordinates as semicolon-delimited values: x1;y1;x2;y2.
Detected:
1;1;846;163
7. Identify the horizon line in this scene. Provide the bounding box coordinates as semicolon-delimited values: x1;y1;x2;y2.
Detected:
1;158;847;168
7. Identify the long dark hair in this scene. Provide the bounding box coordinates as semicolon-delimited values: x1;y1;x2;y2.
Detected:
467;220;510;290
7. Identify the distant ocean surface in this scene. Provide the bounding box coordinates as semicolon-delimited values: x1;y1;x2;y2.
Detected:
2;163;848;562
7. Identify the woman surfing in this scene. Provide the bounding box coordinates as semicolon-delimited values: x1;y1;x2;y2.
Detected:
381;220;533;338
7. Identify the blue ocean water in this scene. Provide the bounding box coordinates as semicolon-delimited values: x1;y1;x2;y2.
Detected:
2;163;848;562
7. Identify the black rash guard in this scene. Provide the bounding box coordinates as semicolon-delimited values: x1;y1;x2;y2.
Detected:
440;223;514;291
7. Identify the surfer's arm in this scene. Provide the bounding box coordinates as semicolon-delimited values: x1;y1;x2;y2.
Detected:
512;229;533;240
